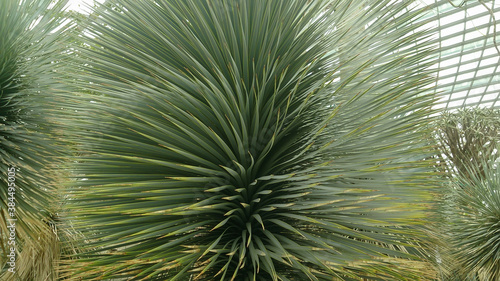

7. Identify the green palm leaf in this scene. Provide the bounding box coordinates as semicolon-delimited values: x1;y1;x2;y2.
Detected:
65;0;438;280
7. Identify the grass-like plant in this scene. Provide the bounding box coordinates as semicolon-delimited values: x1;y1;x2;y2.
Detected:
61;0;439;280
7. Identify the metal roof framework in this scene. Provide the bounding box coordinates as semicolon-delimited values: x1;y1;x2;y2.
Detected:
422;0;500;110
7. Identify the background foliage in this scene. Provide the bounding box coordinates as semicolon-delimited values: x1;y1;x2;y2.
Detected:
0;0;463;280
433;108;500;281
0;0;71;279
435;108;500;180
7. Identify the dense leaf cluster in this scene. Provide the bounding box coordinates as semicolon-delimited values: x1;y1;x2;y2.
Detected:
63;0;437;280
1;0;442;280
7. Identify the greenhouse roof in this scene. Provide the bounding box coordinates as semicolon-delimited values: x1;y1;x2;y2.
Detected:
423;0;500;110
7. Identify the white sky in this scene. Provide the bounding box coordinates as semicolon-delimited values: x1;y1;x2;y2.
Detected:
65;0;98;14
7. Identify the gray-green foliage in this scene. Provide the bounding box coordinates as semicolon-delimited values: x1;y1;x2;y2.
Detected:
434;108;500;281
0;0;69;279
435;108;500;180
450;161;500;281
61;0;438;280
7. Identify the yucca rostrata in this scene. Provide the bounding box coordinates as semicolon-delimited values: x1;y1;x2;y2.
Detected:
0;0;69;279
449;158;500;281
433;109;500;281
65;0;438;280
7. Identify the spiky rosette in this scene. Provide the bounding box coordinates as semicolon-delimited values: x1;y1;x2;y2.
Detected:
0;0;69;278
0;0;68;242
448;160;500;281
64;0;438;280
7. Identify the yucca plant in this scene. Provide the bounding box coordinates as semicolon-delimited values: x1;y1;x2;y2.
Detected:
433;108;500;281
0;0;69;279
435;108;500;181
64;0;438;280
446;156;500;281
